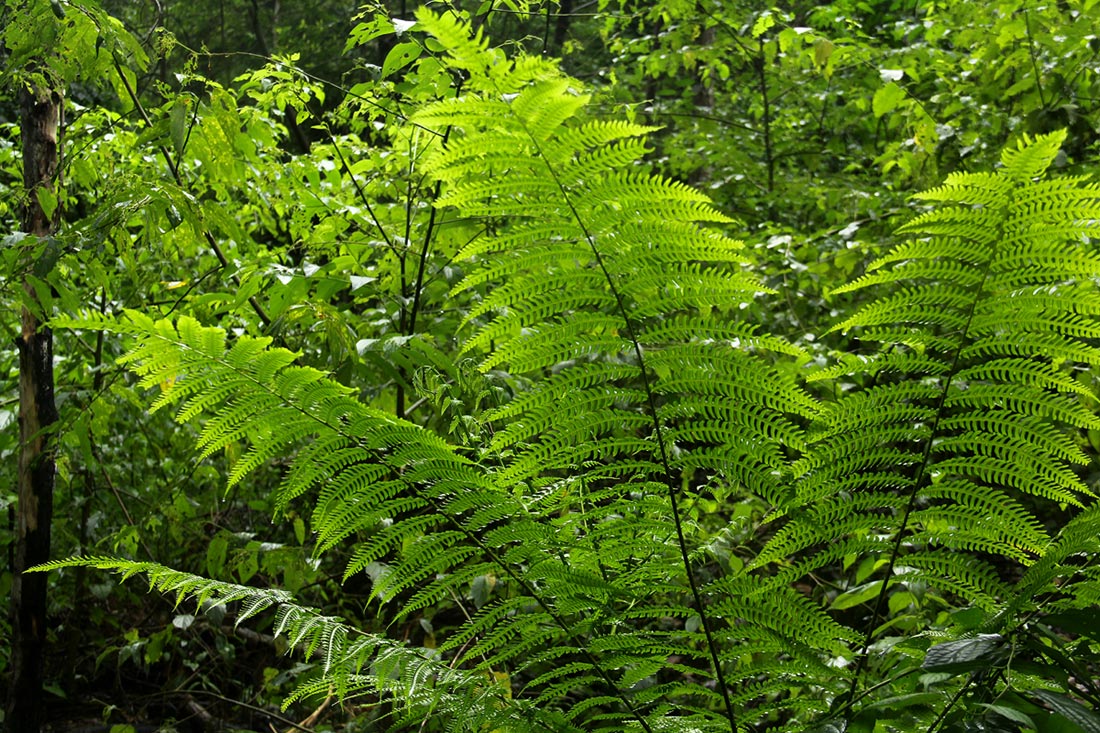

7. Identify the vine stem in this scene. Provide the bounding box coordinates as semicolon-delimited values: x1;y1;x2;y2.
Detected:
1024;10;1048;109
407;77;462;340
757;38;774;194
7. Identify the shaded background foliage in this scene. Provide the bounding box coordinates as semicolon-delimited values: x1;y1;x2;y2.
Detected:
2;0;1100;731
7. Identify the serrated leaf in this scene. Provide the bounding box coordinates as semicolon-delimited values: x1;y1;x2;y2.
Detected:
752;12;775;38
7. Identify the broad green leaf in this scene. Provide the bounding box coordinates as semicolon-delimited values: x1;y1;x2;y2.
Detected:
237;550;259;584
471;573;495;609
1032;691;1100;733
33;236;64;278
923;634;1007;674
979;703;1035;728
350;275;376;292
172;613;195;630
804;721;846;733
873;82;906;118
346;15;393;52
206;534;228;576
1043;610;1100;642
392;18;417;36
35;186;58;221
382;42;422;79
170;100;188;157
831;580;884;611
865;692;942;711
888;590;915;615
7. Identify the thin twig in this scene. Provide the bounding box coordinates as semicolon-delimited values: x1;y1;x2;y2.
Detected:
109;55;272;328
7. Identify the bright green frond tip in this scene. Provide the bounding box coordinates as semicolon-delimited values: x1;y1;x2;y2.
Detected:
28;556;292;620
999;128;1067;180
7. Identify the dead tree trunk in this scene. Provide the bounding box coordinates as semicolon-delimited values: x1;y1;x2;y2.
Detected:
8;83;62;733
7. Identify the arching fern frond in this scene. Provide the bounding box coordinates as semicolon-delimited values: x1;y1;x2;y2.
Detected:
52;309;665;731
27;556;541;729
45;11;1100;733
411;6;828;730
776;129;1100;709
48;7;821;730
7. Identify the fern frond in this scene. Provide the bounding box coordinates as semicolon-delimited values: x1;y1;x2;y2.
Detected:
411;11;831;727
30;556;292;619
785;129;1100;706
59;16;1100;733
29;556;529;725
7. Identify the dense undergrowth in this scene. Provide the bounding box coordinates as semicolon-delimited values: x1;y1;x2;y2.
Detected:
4;1;1100;732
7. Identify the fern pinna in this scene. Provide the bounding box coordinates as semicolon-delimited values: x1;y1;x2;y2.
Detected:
34;11;1100;733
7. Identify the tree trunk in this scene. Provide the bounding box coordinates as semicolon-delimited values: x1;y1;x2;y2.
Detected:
8;84;62;733
552;0;573;56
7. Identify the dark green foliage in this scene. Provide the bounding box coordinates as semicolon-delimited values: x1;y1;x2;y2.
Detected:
31;8;1100;733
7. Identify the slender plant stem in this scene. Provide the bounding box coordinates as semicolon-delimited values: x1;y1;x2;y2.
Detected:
1024;10;1048;109
110;56;272;328
757;39;774;194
